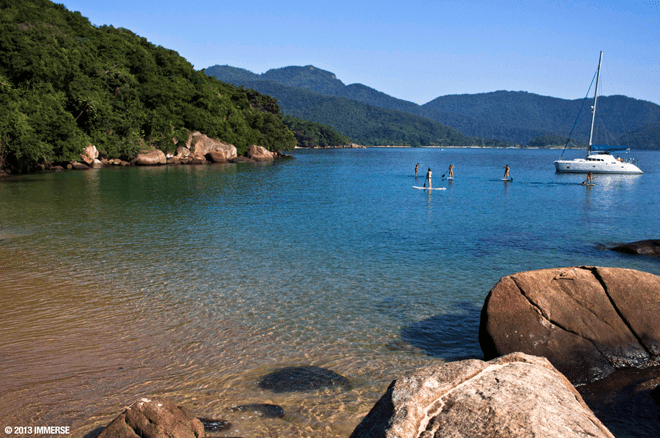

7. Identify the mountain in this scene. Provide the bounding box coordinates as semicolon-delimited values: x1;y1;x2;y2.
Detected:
205;65;660;149
620;122;660;150
0;0;295;173
422;91;660;146
205;66;486;147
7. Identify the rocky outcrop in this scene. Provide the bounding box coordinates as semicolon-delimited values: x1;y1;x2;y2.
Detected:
610;239;660;256
98;398;204;438
350;352;613;438
80;145;99;165
205;151;229;163
135;149;167;166
188;132;237;161
479;266;660;384
247;144;273;162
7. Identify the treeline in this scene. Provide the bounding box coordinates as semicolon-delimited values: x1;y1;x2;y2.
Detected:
0;0;296;173
282;116;350;147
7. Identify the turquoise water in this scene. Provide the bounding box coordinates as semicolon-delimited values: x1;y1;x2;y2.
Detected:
1;148;658;437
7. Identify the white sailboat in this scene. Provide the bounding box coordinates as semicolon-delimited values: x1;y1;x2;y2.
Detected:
554;52;643;174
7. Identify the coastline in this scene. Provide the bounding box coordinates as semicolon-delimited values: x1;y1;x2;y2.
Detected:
2;148;658;438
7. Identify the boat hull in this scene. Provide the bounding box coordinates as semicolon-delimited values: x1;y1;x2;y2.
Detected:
554;158;643;174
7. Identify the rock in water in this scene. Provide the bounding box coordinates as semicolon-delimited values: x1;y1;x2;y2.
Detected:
247;144;274;162
98;398;204;438
228;403;285;418
80;145;99;165
198;417;230;432
610;239;660;256
479;266;660;384
259;366;351;393
350;352;613;438
135;149;167;165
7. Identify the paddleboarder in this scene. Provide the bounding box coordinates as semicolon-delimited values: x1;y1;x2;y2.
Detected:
503;164;510;180
414;163;420;177
424;168;432;188
587;171;593;185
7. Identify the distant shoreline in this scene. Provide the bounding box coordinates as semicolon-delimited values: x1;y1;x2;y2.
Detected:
296;145;579;149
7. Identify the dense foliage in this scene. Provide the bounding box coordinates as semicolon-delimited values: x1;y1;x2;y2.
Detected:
207;64;660;150
528;134;579;148
620;122;660;150
0;0;295;172
282;116;350;147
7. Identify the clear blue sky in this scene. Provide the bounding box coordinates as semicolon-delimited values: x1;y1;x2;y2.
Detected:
60;0;659;105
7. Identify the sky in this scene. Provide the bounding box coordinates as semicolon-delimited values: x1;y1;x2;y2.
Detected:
59;0;660;105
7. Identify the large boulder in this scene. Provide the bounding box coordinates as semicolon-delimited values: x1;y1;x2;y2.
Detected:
610;239;660;256
135;149;167;166
247;144;274;162
350;352;614;438
80;145;99;165
189;132;236;160
479;266;660;384
205;151;229;163
98;398;204;438
68;161;89;170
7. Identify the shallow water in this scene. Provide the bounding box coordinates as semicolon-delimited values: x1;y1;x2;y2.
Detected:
1;148;658;437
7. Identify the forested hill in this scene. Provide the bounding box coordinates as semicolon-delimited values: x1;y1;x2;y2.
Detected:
206;64;660;150
0;0;296;173
423;91;660;148
205;66;489;147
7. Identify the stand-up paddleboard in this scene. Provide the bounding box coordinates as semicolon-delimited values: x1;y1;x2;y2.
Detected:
413;186;446;190
447;177;454;181
501;178;513;182
586;183;595;186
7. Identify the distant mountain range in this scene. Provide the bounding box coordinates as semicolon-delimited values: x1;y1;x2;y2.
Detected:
205;64;660;149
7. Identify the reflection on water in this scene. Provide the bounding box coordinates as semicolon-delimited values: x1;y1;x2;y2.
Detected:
1;149;659;437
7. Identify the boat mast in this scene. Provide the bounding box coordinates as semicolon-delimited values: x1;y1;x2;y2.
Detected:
588;51;603;153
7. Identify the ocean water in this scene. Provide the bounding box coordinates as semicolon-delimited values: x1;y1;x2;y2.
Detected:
1;147;658;437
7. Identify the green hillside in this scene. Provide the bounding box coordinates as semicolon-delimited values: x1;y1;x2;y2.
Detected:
422;91;660;146
282;116;350;147
206;64;660;150
0;0;295;173
205;69;485;147
620;122;660;150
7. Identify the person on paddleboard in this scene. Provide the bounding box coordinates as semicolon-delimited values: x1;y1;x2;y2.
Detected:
424;168;432;188
503;164;510;180
415;163;420;177
586;171;593;185
447;164;454;178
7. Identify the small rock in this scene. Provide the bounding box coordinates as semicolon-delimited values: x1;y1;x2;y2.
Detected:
98;398;204;438
228;404;284;419
259;366;352;393
198;418;231;432
70;161;89;170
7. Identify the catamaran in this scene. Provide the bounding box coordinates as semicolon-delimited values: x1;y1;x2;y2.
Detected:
554;52;643;174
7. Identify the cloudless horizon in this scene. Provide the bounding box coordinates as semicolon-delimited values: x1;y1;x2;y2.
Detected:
59;0;659;106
